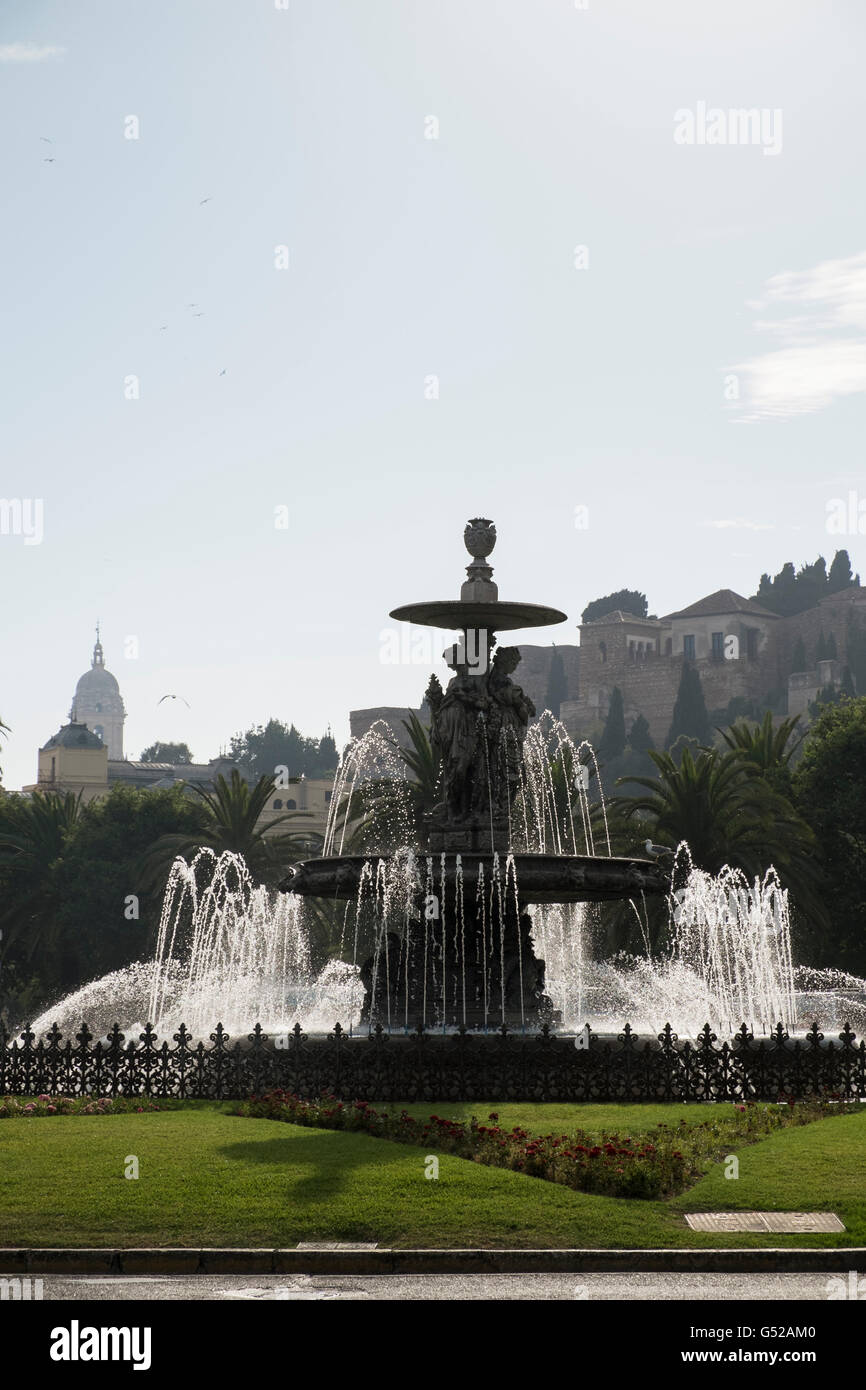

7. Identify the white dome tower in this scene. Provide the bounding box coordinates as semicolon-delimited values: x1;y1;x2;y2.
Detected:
72;624;126;759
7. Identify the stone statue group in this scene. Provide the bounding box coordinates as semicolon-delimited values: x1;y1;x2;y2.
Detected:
425;643;536;825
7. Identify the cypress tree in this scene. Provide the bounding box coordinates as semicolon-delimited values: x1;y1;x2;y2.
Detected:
628;713;655;754
598;686;627;763
666;663;711;748
544;647;568;718
828;548;858;594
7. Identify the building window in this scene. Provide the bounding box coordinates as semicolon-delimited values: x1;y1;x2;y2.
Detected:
285;799;297;810
665;638;672;656
683;634;696;660
273;798;283;810
598;641;607;664
325;791;332;803
711;631;724;661
747;628;759;660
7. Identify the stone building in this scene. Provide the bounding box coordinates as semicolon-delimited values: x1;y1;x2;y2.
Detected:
561;583;866;746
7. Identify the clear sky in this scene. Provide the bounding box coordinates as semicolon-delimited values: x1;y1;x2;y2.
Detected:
2;0;865;790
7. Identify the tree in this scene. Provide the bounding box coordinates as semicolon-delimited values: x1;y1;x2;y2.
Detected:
795;556;828;613
847;617;866;695
317;729;338;768
828;548;858;594
0;786;204;1015
0;791;84;1003
756;561;798;615
140;741;194;763
627;714;654;754
790;637;807;674
229;719;338;780
543;647;568;718
666;663;711;748
792;698;866;972
718;711;804;797
598;687;626;764
613;746;821;912
581;589;648;624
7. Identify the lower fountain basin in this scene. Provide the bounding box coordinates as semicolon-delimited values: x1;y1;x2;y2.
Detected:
279;852;670;904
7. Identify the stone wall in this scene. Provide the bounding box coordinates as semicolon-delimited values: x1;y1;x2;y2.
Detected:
513;643;580;715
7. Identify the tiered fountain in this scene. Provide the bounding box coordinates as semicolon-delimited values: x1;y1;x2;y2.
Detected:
280;517;669;1030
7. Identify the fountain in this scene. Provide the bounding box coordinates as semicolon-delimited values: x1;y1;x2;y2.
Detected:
280;518;669;1030
10;517;865;1103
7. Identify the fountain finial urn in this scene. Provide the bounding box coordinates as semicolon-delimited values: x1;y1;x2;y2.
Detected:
461;517;498;602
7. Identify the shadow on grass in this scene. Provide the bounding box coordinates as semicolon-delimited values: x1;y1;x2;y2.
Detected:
216;1122;420;1205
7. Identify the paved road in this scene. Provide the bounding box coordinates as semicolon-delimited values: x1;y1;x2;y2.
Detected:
7;1272;853;1300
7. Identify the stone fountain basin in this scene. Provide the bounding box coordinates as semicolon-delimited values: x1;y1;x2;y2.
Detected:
280;853;670;904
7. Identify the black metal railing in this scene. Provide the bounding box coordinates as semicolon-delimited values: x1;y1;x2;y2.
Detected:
1;1021;864;1102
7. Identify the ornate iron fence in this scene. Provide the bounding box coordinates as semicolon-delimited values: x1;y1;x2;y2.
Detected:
1;1021;864;1102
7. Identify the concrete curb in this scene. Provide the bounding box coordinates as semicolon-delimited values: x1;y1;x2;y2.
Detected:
2;1247;865;1276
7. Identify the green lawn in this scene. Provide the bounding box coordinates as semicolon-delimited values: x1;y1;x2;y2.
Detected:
0;1104;863;1249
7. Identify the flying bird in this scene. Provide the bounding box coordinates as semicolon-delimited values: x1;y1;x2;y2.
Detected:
218;369;226;376
43;157;56;163
199;197;212;204
158;694;191;708
192;311;205;317
40;136;53;143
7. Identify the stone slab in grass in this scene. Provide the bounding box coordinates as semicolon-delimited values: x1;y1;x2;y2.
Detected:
296;1242;381;1251
686;1212;845;1234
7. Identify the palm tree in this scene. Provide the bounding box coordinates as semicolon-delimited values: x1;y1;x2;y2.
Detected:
141;771;322;887
399;712;442;816
612;745;824;921
719;711;804;795
0;790;83;966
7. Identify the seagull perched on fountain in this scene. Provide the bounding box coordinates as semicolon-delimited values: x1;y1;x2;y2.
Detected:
644;840;674;860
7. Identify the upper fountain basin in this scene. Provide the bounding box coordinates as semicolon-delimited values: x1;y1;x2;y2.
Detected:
280;852;670;904
389;600;567;631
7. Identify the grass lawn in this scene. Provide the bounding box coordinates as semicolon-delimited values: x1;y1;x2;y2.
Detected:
0;1104;863;1249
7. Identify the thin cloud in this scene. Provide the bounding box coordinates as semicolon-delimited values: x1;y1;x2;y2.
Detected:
729;251;866;421
0;42;65;62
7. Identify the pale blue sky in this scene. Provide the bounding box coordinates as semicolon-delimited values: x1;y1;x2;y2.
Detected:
2;0;865;789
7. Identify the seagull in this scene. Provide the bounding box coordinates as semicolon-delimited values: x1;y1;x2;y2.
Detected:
192;311;205;317
159;324;169;330
40;136;53;143
158;694;191;708
185;302;198;308
218;368;226;375
644;840;674;860
43;157;56;163
199;197;212;205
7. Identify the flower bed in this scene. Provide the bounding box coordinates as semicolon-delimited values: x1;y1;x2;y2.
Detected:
233;1093;858;1199
0;1094;167;1118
